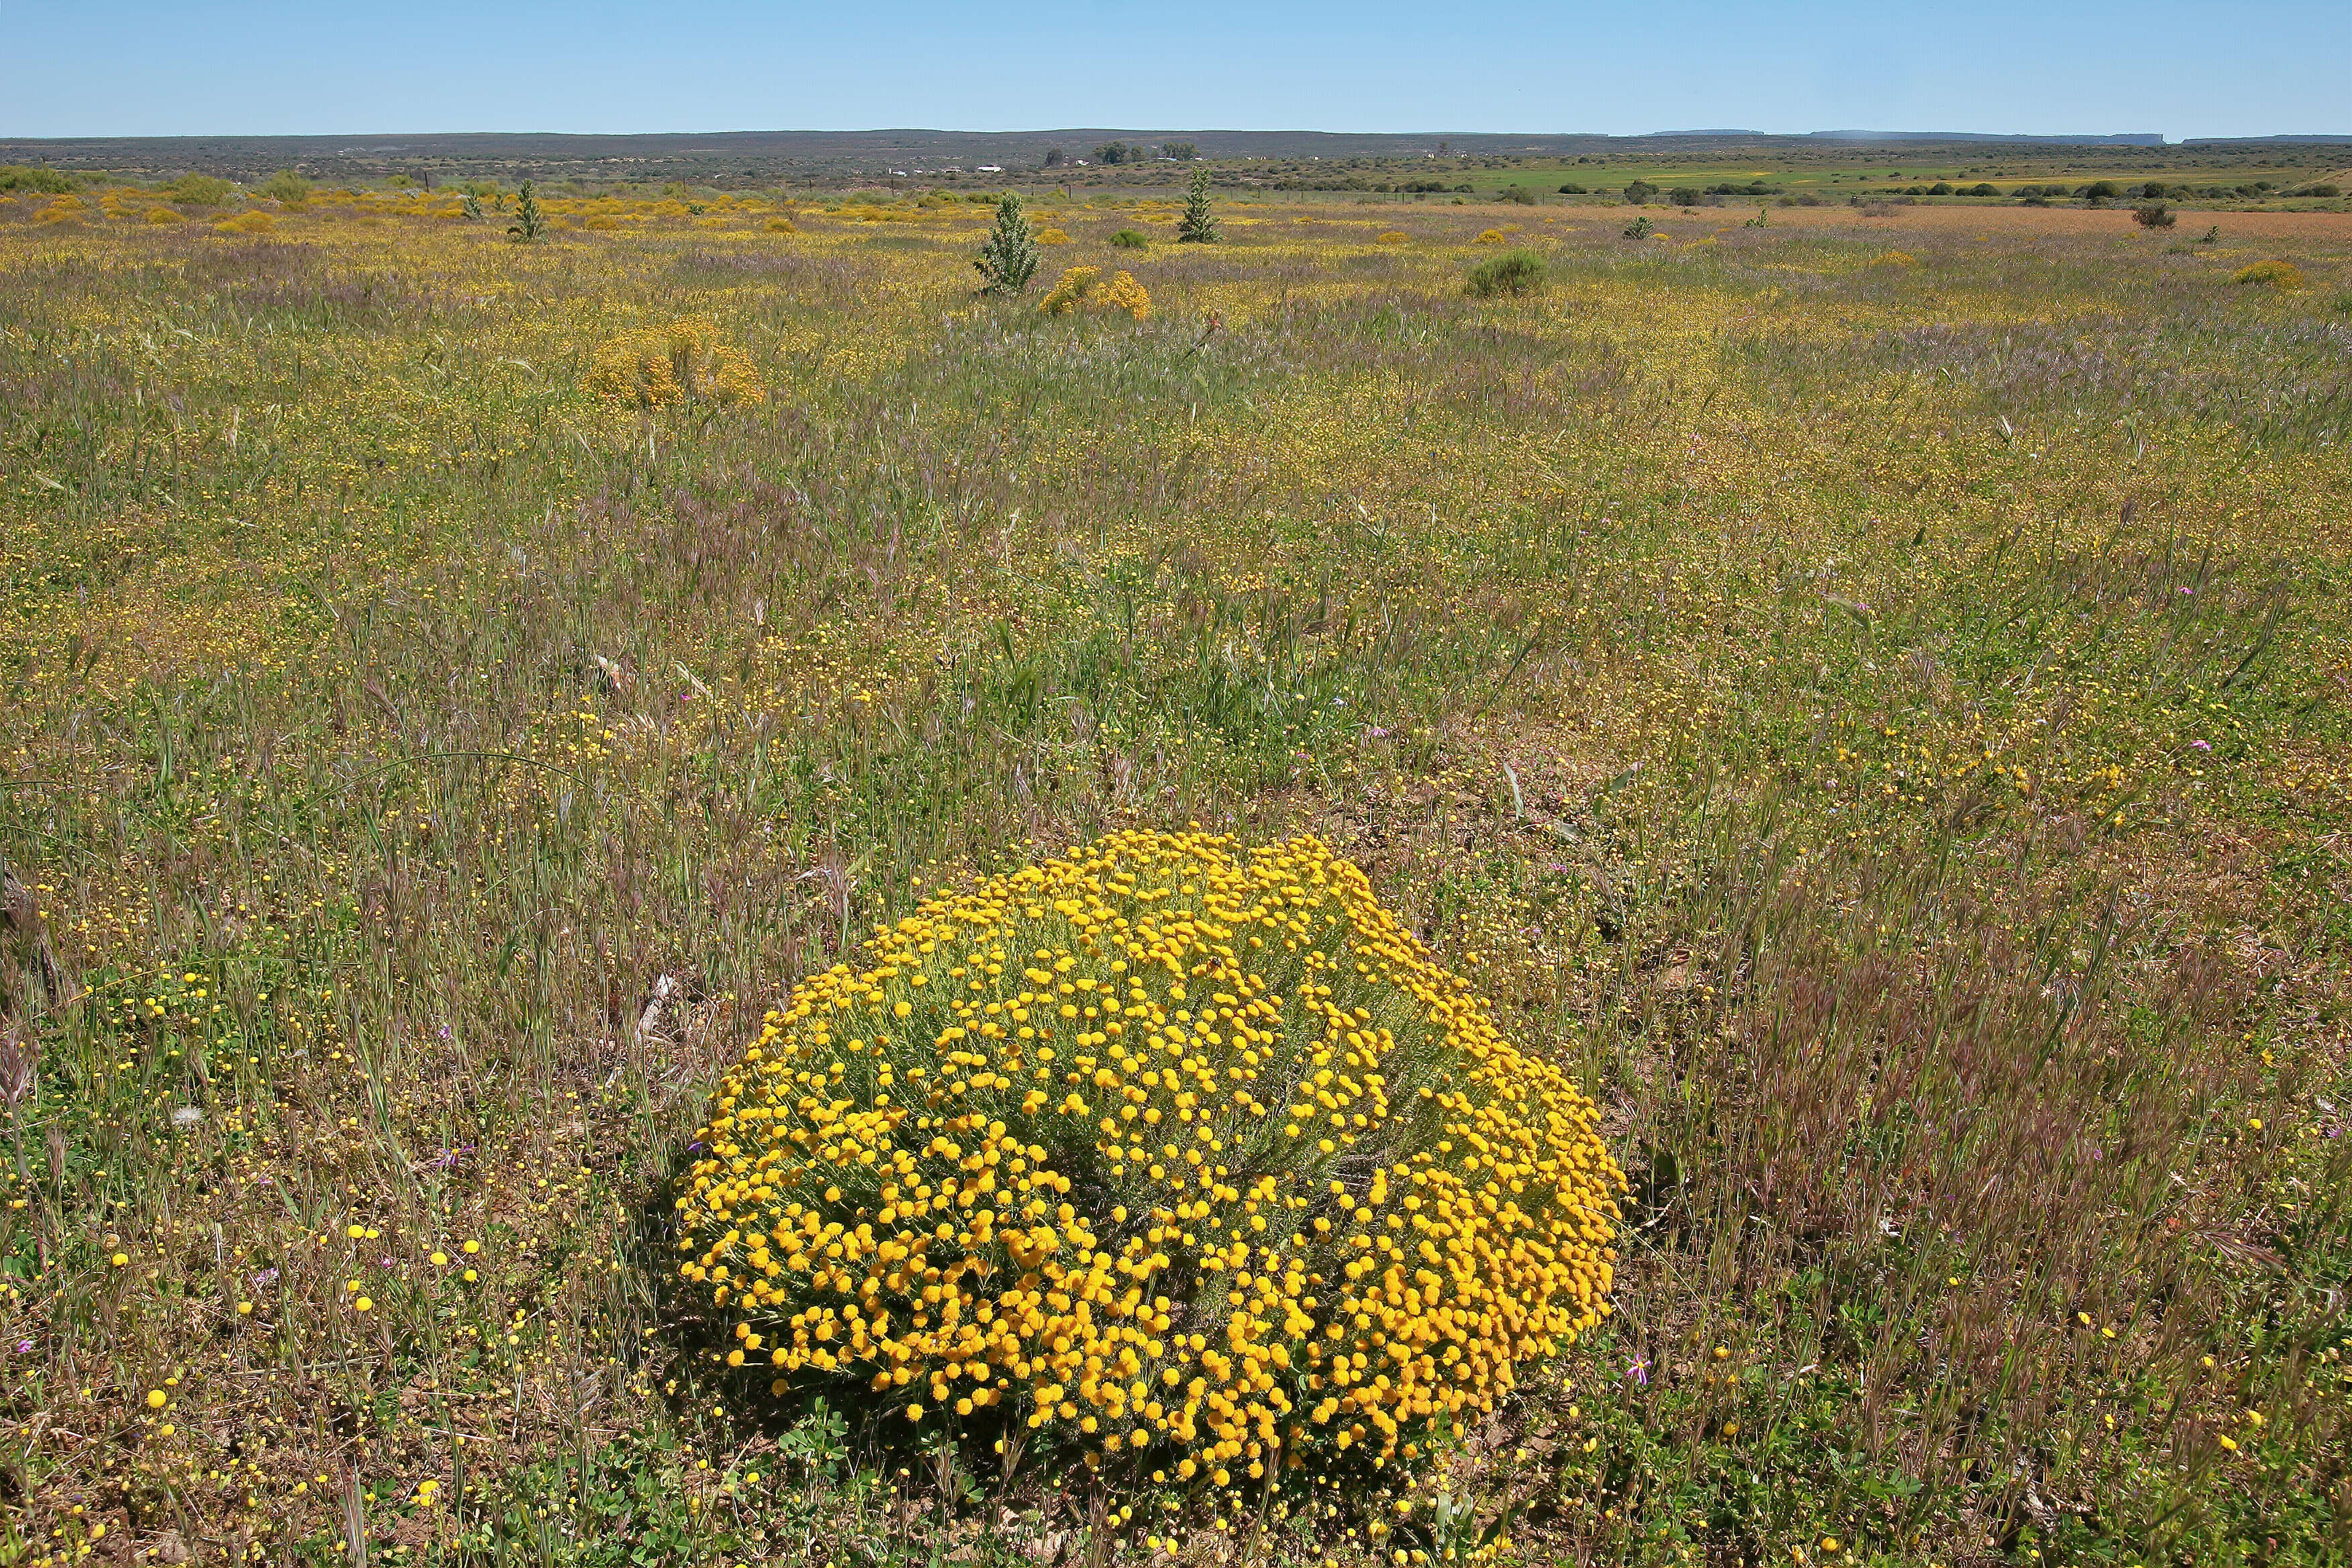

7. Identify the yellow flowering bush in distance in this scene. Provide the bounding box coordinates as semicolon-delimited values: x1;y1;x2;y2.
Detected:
2231;259;2303;288
582;315;765;410
673;829;1622;1485
1038;265;1152;321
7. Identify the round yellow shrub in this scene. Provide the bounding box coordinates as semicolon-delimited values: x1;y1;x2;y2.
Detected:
1035;227;1071;245
144;206;183;224
1375;231;1408;246
1038;266;1152;321
582;315;765;410
213;211;274;235
2231;259;2303;289
1473;228;1507;244
766;217;797;234
1872;249;1918;267
674;829;1623;1481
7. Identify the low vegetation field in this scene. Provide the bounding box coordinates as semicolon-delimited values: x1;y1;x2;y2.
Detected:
1;180;2348;1567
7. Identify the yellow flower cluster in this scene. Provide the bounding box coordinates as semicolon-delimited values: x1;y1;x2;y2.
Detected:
1038;266;1153;321
581;315;766;410
674;830;1622;1480
2231;258;2302;288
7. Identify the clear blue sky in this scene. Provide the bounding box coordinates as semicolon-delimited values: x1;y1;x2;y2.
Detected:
9;0;2347;140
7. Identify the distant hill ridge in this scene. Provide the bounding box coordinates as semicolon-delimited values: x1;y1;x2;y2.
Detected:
3;126;2344;183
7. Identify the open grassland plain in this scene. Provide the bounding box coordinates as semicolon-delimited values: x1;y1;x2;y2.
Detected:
0;183;2349;1568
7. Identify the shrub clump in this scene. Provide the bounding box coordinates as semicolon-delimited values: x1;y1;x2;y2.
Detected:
1473;228;1507;245
1465;250;1547;299
1374;231;1408;246
973;191;1039;295
671;830;1624;1481
2231;259;2303;289
164;173;236;207
583;316;765;409
1109;228;1149;250
1035;227;1071;246
1039;266;1151;320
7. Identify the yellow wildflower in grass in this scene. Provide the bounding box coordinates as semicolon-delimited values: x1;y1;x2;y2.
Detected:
1375;232;1408;246
1035;228;1071;245
674;829;1623;1479
1473;229;1507;244
143;206;184;224
214;211;275;236
1871;249;1918;267
1038;267;1152;321
583;315;766;411
2230;259;2302;288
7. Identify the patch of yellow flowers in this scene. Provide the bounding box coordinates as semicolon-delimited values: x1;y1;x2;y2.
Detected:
1039;266;1152;321
582;315;765;410
675;829;1622;1481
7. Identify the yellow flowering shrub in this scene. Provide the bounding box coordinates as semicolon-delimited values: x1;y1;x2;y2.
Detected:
1872;249;1918;267
1473;229;1507;244
2231;259;2303;288
674;830;1622;1483
1038;266;1152;321
215;211;275;235
582;315;765;410
766;217;797;233
144;206;183;224
1375;231;1408;246
1035;228;1071;245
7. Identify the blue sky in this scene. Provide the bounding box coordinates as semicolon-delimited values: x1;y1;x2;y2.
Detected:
9;0;2347;140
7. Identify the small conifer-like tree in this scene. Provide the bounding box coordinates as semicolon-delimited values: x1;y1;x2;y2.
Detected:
507;181;545;242
973;191;1040;295
1176;166;1219;244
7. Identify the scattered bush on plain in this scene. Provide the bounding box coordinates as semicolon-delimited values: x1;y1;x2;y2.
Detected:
973;191;1040;293
1038;265;1151;320
1176;167;1219;244
1465;250;1546;299
582;316;765;409
258;170;311;206
165;173;236;207
671;830;1624;1483
2231;259;2304;288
